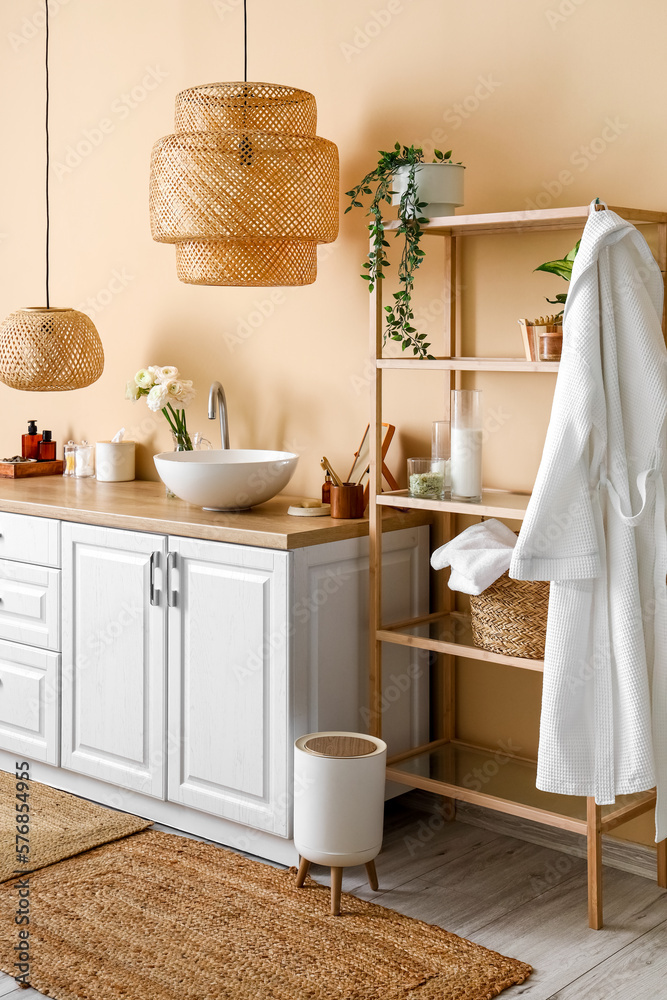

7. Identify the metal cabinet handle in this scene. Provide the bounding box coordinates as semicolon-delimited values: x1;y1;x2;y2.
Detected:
149;551;161;606
167;551;178;607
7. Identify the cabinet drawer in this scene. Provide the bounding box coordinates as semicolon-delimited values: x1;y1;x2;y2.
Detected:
0;560;60;651
0;638;59;764
0;512;60;567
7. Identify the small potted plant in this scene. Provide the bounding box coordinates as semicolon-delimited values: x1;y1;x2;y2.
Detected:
518;240;580;361
346;144;464;360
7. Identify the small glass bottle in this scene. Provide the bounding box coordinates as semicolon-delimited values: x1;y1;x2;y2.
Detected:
38;430;56;461
322;472;333;504
22;420;42;459
64;441;77;476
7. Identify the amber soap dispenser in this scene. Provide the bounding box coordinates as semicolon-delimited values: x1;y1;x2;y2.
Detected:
38;430;56;462
22;420;42;459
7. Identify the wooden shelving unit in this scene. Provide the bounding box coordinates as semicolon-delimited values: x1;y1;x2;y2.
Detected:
368;203;667;929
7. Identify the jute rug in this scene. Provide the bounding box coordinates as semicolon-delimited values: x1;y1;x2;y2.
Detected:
0;829;531;1000
0;769;151;882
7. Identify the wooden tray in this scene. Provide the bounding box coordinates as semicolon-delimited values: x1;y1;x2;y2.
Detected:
0;460;64;478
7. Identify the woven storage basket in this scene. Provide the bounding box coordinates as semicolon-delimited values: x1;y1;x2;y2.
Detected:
469;572;549;660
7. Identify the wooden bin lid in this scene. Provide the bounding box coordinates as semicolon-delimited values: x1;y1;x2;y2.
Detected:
303;735;378;758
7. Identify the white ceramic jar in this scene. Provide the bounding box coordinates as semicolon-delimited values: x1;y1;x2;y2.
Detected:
95;441;135;482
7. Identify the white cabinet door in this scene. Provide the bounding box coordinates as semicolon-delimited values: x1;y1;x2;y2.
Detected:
167;536;290;836
61;524;167;797
0;638;59;764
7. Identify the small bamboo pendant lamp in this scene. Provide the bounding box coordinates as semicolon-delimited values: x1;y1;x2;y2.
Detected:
0;1;104;392
149;2;338;287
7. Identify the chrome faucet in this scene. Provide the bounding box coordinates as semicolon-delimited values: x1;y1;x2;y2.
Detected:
207;381;230;449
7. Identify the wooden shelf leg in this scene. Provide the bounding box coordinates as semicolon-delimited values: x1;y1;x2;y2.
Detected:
657;838;667;889
330;866;343;916
295;856;310;888
587;797;603;929
365;859;379;892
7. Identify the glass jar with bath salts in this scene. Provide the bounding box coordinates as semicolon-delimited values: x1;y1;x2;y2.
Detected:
407;458;446;500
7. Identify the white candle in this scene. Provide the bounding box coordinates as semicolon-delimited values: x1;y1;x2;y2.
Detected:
451;428;482;499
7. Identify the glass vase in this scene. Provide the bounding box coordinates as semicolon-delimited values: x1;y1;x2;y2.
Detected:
451;389;483;503
164;430;211;497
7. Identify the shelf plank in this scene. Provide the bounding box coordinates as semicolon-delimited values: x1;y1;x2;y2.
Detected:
382;204;667;238
377;489;531;519
384;741;657;835
378;611;544;672
378;357;560;372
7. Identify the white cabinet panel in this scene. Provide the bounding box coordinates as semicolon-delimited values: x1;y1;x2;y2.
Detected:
0;512;60;567
0;559;60;650
0;638;59;763
293;528;429;757
167;536;290;836
61;524;167;797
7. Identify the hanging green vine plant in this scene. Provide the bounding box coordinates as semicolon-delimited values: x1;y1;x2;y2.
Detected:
345;144;462;360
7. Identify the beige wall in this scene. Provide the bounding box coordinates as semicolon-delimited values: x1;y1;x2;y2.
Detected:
1;0;664;845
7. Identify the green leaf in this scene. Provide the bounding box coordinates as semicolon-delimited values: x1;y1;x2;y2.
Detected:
434;149;443;160
444;150;452;159
535;260;573;281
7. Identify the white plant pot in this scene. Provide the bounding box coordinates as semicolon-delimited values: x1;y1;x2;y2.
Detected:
294;732;387;867
392;162;465;219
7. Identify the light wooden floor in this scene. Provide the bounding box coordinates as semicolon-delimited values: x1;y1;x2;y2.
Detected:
2;792;666;1000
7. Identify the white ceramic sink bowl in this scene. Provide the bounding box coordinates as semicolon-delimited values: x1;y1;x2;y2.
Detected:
154;449;299;511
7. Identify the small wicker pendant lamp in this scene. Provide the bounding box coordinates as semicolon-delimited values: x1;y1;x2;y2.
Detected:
149;2;339;287
0;1;104;392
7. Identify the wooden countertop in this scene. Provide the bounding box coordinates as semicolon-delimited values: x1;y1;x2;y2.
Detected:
0;478;430;550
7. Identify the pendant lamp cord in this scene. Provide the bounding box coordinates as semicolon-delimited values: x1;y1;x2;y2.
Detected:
45;0;50;308
243;0;247;82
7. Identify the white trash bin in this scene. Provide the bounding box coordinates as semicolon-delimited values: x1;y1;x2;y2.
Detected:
293;731;387;915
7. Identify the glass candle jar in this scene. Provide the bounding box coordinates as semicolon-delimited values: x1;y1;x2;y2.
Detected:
450;389;483;502
431;421;451;499
408;458;446;500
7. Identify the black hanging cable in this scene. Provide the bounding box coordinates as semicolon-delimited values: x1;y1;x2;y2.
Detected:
243;0;247;82
45;0;50;308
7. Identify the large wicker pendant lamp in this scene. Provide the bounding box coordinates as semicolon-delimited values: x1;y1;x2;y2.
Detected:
149;0;339;287
0;1;104;392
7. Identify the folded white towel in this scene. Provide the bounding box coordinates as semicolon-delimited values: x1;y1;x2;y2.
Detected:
430;519;517;595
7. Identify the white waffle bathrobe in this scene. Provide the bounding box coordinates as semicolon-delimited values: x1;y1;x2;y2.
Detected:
510;203;667;839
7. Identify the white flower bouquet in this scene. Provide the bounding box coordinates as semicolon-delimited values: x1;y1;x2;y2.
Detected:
126;366;196;450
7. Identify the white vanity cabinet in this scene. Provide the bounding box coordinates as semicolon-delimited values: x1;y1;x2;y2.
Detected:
0;498;428;865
